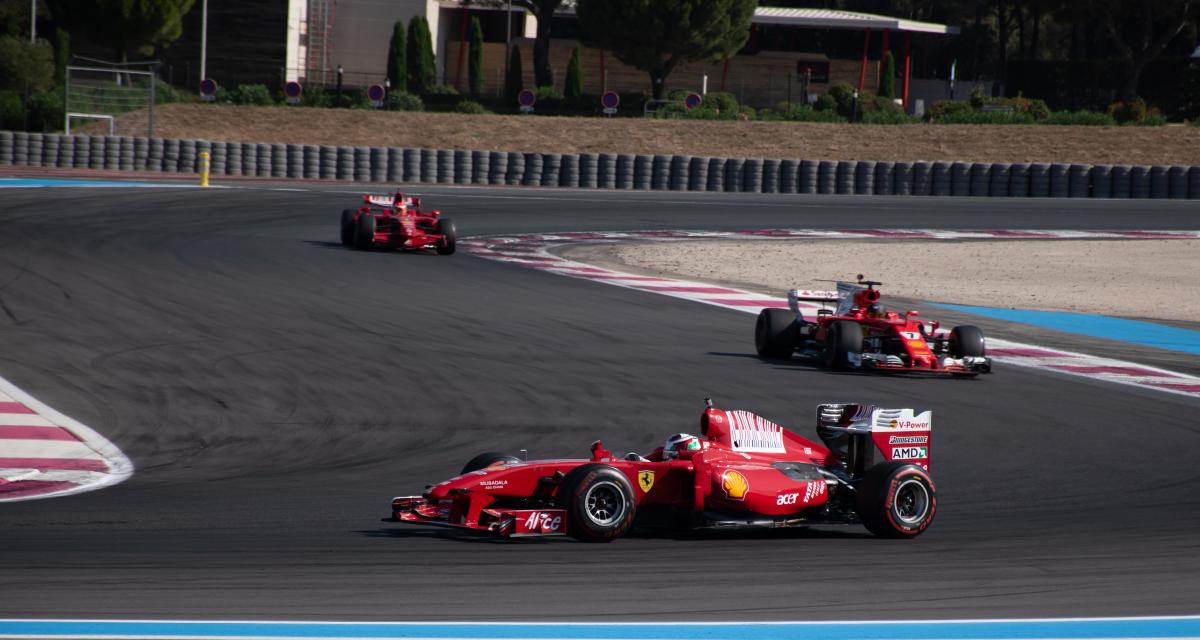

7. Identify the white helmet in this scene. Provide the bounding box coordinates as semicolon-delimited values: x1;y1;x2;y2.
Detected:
663;433;702;459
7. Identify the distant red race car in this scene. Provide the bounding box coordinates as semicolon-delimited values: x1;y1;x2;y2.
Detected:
385;399;937;541
755;276;991;375
340;191;456;254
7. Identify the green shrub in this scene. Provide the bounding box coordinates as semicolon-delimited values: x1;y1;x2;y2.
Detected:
991;95;1050;120
0;89;24;129
774;103;847;123
301;89;333;108
861;109;917;124
230;84;274;106
929;100;973;121
1136;110;1167;126
880;52;896;99
704;91;739;116
386;90;424;111
387;20;407;93
1107;99;1147;124
826;82;856;117
425;84;459;96
454;99;489;114
468;17;483;95
812;94;837;112
935;109;1037;124
1042;110;1116;126
968;85;988;109
534;85;563;101
155;82;186;105
504;45;522;107
406;16;436;94
26;86;64;131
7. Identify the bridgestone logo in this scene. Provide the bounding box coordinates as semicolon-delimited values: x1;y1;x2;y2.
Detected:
889;435;929;445
728;410;787;453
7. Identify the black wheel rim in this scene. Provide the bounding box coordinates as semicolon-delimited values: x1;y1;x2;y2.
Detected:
893;477;930;525
583;480;626;527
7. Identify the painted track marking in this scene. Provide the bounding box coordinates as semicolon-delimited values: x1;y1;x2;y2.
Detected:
0;375;133;502
461;229;1200;401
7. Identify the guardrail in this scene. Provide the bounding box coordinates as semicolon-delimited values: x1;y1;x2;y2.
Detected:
2;131;1198;198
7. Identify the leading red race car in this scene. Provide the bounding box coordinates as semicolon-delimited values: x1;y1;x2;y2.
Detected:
755;276;992;375
385;399;937;541
340;190;457;254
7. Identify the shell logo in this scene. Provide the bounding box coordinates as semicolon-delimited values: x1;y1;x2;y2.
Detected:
721;469;749;501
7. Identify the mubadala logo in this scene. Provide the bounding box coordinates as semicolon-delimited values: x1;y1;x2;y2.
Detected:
889;435;929;445
891;446;928;460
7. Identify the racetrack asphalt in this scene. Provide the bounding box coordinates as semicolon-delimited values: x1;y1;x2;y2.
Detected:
1;184;1199;621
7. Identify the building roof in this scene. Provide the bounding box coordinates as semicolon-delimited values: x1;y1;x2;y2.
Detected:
752;7;959;35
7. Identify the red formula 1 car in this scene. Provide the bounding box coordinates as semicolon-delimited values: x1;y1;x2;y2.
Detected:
755;277;991;375
385;400;937;541
339;191;456;254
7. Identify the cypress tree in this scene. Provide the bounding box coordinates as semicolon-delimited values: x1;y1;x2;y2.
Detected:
407;16;435;93
881;52;896;100
505;46;523;107
387;19;407;93
564;45;583;99
468;16;483;96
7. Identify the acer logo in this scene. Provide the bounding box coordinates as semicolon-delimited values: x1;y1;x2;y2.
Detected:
776;492;799;506
523;511;562;531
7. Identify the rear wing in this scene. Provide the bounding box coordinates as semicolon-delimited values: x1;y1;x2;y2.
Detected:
787;289;838;318
816;404;931;473
364;194;420;209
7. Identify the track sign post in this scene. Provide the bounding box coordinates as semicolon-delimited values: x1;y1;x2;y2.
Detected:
367;84;386;108
684;93;703;110
518;89;536;114
284;81;303;105
601;91;620;116
199;78;218;102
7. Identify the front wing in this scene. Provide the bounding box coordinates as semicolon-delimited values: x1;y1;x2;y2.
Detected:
386;496;568;538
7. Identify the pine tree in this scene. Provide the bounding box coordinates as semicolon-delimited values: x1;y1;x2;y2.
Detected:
564;45;583;99
468;16;483;96
387;19;407;93
505;46;523;107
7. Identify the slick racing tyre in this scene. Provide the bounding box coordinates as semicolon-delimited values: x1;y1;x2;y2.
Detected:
556;464;636;543
825;320;863;370
435;218;457;255
856;461;936;538
459;451;521;475
755;308;797;358
950;325;986;358
340;209;356;246
354;212;376;250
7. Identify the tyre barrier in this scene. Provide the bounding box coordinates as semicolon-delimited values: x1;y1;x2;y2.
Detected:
670;155;689;191
689;156;708;192
541;153;561;187
854;160;875;195
706;157;724;192
2;133;1197;198
1150;166;1168;199
989;163;1010;198
1069;164;1090;198
579;153;598;189
454;150;471;185
724;158;743;193
742;159;763;193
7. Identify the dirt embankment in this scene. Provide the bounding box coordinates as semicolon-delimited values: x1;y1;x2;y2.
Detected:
591;239;1200;322
95;103;1200;166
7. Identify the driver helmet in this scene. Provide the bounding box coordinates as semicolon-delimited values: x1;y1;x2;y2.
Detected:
663;433;702;459
867;303;884;317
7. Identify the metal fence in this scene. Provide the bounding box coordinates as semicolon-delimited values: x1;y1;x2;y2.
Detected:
65;64;157;137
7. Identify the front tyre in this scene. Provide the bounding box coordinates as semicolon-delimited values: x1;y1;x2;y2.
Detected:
950;325;985;358
556;464;636;542
755;308;797;358
340;209;357;246
354;212;376;250
825;320;863;370
855;461;936;538
435;218;457;255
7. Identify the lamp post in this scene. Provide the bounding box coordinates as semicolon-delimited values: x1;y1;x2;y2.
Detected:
504;0;512;75
30;0;35;42
200;0;208;83
336;64;344;107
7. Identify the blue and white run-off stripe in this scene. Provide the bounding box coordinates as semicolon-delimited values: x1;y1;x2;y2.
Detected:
3;617;1200;640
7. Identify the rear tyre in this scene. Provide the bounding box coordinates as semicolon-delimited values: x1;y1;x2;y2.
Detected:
556;464;636;542
354;212;376;250
825;320;863;370
755;308;798;358
340;209;356;246
855;461;936;538
435;218;457;255
950;325;985;358
459;451;521;475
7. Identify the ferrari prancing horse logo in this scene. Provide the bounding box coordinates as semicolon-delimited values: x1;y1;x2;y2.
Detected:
637;470;655;493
